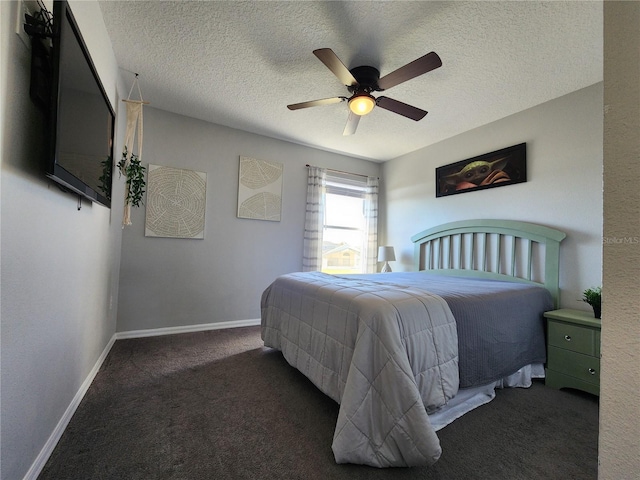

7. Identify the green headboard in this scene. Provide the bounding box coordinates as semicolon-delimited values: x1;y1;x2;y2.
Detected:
411;219;567;307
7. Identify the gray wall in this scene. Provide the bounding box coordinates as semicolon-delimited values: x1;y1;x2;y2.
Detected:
116;107;381;332
3;1;637;478
0;2;125;479
381;84;603;310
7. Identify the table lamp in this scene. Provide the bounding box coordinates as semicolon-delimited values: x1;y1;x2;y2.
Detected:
378;246;396;272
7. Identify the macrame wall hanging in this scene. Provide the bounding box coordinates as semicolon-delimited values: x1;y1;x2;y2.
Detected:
119;73;149;227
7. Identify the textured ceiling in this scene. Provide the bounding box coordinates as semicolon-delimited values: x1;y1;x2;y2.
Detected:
98;1;602;162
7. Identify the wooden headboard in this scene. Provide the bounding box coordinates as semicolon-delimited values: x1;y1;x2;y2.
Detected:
411;219;567;307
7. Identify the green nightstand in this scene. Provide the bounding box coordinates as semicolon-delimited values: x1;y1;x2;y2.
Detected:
544;308;601;396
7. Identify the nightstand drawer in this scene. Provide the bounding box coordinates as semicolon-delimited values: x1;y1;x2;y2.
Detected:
548;320;597;356
547;346;600;386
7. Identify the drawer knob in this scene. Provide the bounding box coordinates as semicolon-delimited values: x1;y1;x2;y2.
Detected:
588;368;597;375
564;335;572;342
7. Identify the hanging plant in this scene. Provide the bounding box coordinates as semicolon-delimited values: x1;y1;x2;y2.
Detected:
120;73;148;227
117;146;146;208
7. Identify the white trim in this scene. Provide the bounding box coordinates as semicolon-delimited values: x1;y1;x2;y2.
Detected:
114;318;261;340
22;334;117;480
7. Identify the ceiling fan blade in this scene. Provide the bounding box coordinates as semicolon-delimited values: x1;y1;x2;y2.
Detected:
377;52;442;91
343;111;361;136
287;97;346;110
313;48;359;87
376;96;427;121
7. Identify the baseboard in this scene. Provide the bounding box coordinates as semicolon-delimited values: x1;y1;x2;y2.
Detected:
115;318;262;340
22;334;117;480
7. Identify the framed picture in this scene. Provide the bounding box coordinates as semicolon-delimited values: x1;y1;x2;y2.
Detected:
435;143;526;197
237;156;283;221
145;164;207;239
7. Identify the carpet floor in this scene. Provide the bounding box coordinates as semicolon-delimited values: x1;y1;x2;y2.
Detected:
38;326;599;480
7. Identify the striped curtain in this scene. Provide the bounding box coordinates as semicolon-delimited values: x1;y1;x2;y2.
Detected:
363;176;379;273
302;167;326;271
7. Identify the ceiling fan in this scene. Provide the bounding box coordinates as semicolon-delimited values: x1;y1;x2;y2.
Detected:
287;48;442;135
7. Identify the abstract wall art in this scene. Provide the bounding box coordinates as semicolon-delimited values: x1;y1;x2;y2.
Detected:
237;156;283;221
145;164;207;239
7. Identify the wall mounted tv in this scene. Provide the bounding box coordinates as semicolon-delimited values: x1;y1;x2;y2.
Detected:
47;0;115;208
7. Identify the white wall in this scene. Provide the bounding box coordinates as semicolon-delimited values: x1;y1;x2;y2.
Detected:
600;2;640;478
0;2;125;479
116;107;381;332
381;84;603;310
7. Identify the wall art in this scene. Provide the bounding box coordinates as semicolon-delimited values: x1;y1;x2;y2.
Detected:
145;164;207;239
237;156;283;221
436;143;527;197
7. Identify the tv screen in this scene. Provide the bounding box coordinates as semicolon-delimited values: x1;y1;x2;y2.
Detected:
48;0;115;208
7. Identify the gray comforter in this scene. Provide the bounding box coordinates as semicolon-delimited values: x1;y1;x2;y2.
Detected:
345;273;553;387
261;272;459;467
261;272;552;467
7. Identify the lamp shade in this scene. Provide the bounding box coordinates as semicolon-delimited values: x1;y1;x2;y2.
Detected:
349;94;376;116
377;246;396;262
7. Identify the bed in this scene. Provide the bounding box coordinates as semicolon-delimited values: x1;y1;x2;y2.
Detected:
261;219;566;468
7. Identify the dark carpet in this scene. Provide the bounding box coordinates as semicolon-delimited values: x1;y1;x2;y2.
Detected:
38;326;599;480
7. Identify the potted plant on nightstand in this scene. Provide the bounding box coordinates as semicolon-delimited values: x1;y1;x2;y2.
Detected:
582;286;602;319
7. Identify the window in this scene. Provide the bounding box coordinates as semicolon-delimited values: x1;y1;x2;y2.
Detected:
303;166;378;273
321;173;368;274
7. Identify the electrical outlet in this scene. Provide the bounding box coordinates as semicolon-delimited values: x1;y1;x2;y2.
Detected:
16;0;31;47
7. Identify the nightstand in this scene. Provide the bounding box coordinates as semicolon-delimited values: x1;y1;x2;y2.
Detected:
544;308;601;396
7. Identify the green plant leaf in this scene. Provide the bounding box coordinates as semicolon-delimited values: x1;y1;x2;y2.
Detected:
582;286;601;307
119;146;147;208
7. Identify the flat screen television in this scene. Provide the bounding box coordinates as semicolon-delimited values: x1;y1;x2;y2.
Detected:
47;0;115;208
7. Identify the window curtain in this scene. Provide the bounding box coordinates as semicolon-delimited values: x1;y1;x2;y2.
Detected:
302;167;326;271
363;176;379;273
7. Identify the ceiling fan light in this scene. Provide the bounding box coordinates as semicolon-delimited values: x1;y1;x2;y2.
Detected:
349;94;376;116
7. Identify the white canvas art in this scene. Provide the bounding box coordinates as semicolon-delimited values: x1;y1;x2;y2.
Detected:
237;156;283;221
145;164;207;239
